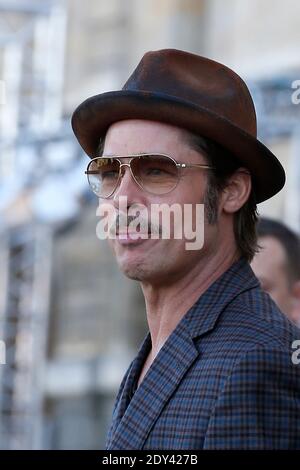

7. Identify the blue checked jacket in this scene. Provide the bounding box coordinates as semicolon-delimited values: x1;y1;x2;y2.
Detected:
105;257;300;449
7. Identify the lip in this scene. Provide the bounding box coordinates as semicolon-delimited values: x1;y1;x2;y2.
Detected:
116;231;151;245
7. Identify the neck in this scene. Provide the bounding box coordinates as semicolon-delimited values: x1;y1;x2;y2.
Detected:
140;246;240;359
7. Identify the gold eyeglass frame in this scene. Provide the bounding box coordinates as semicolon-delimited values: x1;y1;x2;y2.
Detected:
85;153;216;198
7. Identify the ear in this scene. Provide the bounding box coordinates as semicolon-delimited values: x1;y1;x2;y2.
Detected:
221;168;252;214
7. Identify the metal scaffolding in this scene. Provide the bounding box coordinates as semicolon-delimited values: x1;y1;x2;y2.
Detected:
0;0;66;449
0;0;67;182
0;224;52;449
250;77;300;231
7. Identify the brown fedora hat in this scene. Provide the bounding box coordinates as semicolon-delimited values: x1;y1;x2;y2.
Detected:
71;48;285;203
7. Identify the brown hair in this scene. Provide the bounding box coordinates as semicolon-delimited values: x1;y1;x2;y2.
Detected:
186;132;259;262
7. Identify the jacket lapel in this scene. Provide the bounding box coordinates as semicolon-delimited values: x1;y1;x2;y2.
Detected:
106;332;152;445
107;323;199;449
107;257;260;449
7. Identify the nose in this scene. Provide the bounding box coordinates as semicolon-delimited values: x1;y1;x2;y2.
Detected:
112;162;143;208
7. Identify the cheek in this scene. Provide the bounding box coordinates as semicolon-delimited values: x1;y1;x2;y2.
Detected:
179;177;206;204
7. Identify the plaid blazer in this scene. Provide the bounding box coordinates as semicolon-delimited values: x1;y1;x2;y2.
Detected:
105;257;300;449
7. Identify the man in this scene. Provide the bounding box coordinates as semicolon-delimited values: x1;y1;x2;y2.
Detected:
72;49;300;449
251;217;300;327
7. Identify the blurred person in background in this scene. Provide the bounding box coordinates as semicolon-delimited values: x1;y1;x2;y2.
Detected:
72;49;300;449
251;217;300;327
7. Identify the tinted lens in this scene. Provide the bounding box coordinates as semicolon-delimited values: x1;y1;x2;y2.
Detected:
87;158;120;197
132;155;178;194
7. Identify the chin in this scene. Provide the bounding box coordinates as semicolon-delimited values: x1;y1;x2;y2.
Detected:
120;264;150;281
117;255;157;281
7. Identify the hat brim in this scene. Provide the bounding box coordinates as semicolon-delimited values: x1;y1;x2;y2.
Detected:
71;90;285;203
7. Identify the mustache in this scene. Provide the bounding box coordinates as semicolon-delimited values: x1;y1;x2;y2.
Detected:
109;212;161;236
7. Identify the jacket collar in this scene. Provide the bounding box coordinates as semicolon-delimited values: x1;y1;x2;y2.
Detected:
182;256;260;339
